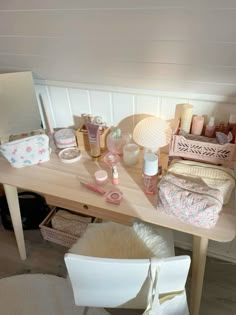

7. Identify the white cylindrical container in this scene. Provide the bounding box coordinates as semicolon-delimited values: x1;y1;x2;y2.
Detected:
143;153;158;176
180;104;193;133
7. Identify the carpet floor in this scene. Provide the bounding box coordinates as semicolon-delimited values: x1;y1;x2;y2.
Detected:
0;273;109;315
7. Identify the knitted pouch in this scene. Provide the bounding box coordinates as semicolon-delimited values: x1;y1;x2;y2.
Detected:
167;160;235;205
157;174;223;228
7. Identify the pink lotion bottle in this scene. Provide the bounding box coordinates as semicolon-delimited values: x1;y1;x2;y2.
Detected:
143;153;158;195
204;116;216;138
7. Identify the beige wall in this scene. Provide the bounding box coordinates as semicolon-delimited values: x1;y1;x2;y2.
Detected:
1;1;236;96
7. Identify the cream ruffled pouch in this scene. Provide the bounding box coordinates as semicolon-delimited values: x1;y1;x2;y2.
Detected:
168;160;235;205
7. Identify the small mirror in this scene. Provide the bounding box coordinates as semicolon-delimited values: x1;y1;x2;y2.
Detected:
0;71;41;138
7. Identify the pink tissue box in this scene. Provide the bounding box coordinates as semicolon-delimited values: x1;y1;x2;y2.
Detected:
0;134;50;168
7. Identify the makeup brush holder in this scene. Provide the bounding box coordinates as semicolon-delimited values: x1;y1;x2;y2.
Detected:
76;126;110;153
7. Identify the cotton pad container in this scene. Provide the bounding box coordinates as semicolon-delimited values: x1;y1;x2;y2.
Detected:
54;129;77;149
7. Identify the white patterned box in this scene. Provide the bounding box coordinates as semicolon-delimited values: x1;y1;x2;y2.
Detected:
0;134;50;168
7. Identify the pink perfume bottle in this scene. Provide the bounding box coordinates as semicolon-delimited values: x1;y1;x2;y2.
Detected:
112;165;119;185
205;116;216;138
143;153;158;194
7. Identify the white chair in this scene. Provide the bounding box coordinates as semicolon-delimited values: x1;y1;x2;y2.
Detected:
65;221;191;314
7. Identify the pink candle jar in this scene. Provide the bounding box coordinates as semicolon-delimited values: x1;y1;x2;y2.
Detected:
191;115;204;136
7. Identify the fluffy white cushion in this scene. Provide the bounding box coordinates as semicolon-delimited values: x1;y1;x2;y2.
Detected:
133;220;175;257
69;221;174;259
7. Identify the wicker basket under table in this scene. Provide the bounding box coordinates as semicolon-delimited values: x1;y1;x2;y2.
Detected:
40;208;93;248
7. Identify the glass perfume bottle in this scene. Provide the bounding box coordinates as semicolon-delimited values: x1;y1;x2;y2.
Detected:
143;152;158;194
204;116;216;138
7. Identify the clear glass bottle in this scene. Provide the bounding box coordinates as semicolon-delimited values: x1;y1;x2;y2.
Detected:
143;152;158;194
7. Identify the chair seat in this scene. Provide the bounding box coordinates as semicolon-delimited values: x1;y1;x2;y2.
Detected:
69;221;175;259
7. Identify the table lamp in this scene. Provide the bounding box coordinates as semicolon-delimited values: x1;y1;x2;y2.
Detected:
133;116;172;154
133;116;172;194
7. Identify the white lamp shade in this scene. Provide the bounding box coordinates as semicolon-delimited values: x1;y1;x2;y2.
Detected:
133;117;172;151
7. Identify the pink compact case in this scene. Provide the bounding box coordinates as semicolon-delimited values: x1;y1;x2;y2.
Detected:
106;190;123;205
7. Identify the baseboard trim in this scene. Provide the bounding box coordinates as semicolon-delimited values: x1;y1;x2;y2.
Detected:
175;240;236;264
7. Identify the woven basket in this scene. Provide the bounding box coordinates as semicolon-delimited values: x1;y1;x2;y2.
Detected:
39;208;94;248
169;135;236;167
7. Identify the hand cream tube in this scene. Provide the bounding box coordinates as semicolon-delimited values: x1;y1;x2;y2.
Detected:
85;123;101;157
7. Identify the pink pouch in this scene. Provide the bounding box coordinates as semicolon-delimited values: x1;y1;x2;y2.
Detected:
157;174;223;228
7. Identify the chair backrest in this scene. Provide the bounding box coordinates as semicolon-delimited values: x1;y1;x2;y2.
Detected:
64;253;190;309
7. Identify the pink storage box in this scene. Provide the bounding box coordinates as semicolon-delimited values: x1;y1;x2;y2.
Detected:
0;134;50;168
169;135;236;167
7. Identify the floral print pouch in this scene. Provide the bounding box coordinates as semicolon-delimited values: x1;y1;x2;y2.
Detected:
0;134;50;168
157;173;224;228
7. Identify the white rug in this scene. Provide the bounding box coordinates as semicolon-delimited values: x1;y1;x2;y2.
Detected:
0;274;110;315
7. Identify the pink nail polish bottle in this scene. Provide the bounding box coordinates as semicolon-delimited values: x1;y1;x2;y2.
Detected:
112;166;119;185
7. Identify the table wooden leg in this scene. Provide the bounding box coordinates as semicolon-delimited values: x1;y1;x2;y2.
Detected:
190;236;208;315
3;184;26;260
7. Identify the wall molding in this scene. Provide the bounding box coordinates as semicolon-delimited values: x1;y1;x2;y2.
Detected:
34;78;236;104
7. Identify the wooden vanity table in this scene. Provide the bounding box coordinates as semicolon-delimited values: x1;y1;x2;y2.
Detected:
0;151;235;315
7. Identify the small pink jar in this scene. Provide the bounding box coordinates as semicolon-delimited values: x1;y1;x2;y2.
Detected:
94;170;108;185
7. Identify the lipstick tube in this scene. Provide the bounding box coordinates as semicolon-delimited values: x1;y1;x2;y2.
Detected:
80;182;106;195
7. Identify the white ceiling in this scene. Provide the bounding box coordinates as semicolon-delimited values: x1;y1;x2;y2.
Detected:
1;0;236;97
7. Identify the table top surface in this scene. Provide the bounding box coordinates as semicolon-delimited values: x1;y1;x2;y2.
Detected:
0;150;235;242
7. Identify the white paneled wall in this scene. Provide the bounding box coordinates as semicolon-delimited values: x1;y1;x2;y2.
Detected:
35;80;236;129
34;79;236;263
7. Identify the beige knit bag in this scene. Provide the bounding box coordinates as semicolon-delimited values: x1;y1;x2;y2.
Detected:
168;160;235;205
